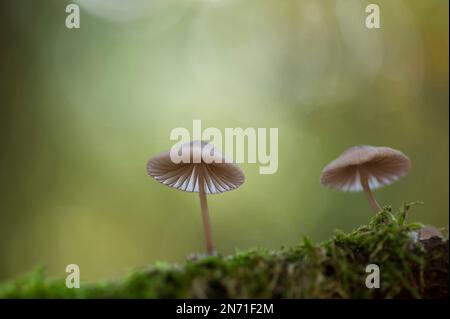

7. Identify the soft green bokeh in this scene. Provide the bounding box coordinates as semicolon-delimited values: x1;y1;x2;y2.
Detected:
0;0;448;281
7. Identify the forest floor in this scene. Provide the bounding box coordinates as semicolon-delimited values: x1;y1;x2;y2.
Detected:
0;203;448;298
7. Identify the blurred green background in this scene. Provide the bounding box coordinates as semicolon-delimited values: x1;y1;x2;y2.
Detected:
0;0;448;282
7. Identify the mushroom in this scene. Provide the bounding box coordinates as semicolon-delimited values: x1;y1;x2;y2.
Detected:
147;141;245;254
320;145;411;213
418;225;443;240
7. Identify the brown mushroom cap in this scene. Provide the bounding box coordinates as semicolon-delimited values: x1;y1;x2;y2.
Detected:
320;145;411;192
418;225;443;240
147;141;245;194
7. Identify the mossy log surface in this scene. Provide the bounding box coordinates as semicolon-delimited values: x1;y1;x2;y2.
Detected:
0;204;448;299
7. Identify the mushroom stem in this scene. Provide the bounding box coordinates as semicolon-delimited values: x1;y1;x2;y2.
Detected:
360;172;381;213
198;168;215;255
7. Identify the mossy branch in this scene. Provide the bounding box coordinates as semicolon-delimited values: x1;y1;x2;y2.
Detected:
0;204;448;299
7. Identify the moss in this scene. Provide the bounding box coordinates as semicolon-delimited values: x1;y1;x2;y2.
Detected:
0;203;448;299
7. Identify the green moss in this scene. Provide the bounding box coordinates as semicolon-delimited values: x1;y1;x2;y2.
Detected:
0;203;448;298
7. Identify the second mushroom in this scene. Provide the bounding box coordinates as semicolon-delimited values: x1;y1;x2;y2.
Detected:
147;141;245;255
320;145;411;213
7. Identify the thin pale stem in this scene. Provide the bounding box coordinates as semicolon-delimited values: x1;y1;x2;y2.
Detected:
360;171;381;213
198;166;215;255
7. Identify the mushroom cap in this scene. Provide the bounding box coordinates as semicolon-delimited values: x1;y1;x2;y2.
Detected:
418;225;443;240
147;141;245;194
320;145;411;192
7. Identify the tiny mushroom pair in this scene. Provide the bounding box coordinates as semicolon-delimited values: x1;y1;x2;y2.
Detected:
147;143;411;254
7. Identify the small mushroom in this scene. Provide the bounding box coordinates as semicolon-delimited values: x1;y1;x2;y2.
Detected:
320;145;411;213
147;141;245;254
418;225;443;240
